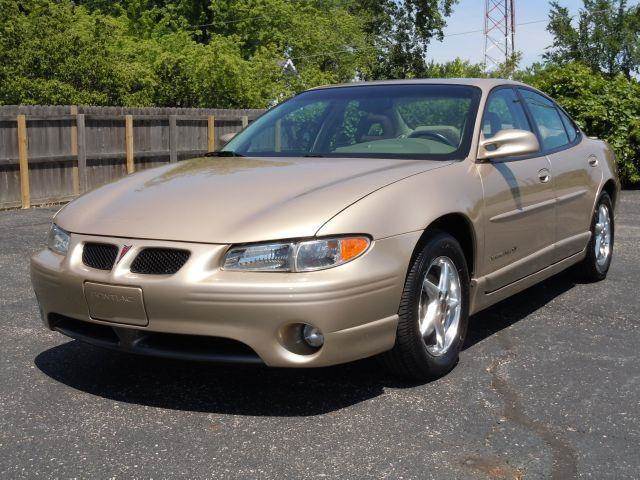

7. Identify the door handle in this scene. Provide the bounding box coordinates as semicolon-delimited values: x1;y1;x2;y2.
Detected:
588;156;599;167
538;169;550;183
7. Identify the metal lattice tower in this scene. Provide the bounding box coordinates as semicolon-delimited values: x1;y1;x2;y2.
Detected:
483;0;516;72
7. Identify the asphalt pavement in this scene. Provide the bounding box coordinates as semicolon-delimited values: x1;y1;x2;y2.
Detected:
1;192;638;479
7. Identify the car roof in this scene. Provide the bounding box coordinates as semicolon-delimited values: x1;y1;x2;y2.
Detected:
309;78;527;93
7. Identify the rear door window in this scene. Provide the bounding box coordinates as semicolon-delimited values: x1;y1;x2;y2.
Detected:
557;108;579;143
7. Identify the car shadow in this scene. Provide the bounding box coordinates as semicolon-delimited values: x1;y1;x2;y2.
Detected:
34;270;580;417
34;343;414;416
464;269;580;350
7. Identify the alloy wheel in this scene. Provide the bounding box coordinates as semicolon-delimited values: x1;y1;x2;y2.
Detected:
418;256;462;356
594;203;612;268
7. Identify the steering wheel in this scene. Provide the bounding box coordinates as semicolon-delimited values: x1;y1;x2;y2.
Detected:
408;130;457;148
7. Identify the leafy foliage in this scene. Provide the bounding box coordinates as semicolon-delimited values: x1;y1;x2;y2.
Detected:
545;0;640;79
353;0;458;80
0;0;152;105
0;0;461;107
0;0;373;108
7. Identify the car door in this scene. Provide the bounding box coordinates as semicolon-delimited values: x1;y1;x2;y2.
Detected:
477;87;556;293
519;89;600;261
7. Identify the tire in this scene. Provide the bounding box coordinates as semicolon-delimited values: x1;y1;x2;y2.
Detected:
577;192;614;282
382;230;470;381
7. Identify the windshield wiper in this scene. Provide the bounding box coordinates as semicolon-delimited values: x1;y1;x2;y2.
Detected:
204;150;245;157
303;153;325;157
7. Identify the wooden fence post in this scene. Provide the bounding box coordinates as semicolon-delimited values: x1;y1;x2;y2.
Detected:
76;114;88;192
241;115;249;129
125;114;134;174
169;115;178;163
207;115;216;152
17;114;30;209
70;106;80;195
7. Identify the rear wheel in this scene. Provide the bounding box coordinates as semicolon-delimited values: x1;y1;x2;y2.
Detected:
578;192;614;282
382;231;469;380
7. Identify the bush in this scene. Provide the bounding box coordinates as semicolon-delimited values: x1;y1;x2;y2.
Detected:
0;0;370;109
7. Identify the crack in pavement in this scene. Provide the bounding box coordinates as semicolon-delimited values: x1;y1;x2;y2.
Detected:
461;455;524;480
486;332;578;480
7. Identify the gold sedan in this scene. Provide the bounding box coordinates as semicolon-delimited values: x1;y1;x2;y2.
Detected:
31;79;619;379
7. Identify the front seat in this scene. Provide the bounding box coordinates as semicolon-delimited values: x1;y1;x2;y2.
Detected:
359;113;395;143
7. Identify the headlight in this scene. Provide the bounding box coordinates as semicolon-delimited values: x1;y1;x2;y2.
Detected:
47;223;70;255
223;236;370;272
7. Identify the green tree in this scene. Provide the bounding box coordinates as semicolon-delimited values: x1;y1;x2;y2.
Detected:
0;0;368;108
75;0;460;81
422;58;485;78
206;0;373;90
0;0;157;105
353;0;459;79
0;0;462;108
546;0;640;78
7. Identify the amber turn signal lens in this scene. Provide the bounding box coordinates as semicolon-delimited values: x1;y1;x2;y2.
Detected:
340;237;370;262
225;236;371;272
295;236;370;271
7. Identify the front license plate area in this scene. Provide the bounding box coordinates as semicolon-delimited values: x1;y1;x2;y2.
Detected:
84;282;148;326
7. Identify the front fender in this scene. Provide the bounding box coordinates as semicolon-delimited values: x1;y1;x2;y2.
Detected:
315;159;484;261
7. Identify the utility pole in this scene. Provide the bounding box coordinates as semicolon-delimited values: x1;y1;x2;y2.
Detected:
483;0;516;73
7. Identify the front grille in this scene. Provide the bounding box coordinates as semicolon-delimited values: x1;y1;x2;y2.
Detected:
82;242;119;270
130;248;190;275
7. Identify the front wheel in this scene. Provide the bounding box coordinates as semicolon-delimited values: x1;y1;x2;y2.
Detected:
382;231;470;381
577;192;614;282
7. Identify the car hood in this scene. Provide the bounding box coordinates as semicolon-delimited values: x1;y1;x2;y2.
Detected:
55;156;450;244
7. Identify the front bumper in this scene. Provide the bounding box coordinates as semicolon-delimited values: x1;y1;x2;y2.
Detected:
31;232;420;367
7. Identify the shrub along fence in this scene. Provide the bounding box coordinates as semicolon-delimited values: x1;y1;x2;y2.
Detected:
0;105;264;210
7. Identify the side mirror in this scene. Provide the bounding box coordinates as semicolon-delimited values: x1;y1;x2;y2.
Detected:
477;129;539;161
219;132;237;145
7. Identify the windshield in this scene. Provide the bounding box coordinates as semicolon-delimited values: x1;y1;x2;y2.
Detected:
223;84;481;160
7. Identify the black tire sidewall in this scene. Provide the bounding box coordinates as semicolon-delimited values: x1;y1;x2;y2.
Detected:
405;232;470;374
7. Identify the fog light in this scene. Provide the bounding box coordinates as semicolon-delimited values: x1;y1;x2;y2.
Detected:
302;324;324;348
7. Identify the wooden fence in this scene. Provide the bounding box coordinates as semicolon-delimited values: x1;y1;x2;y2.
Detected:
0;105;264;209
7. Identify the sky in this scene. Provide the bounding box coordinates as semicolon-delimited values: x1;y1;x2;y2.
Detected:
427;0;589;67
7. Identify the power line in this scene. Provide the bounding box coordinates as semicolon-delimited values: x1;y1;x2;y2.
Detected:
186;5;621;32
285;10;618;63
285;18;550;62
185;6;626;62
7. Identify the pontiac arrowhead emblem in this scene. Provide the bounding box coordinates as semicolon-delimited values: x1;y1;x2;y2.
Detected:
117;245;132;264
